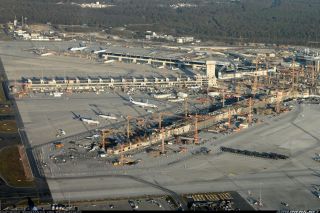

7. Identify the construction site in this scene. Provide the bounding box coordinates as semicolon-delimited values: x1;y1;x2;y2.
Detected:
1;40;320;210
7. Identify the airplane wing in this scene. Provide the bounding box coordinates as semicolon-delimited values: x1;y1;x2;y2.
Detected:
71;111;80;119
91;108;101;116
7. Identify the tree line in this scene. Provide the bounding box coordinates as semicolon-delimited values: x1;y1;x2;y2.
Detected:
0;0;319;46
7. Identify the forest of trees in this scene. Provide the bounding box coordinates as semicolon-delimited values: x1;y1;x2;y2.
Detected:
0;0;320;46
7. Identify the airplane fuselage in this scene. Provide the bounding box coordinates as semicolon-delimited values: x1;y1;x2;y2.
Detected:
41;52;54;56
98;114;117;120
94;49;107;54
131;100;157;108
129;96;158;108
69;47;87;51
81;118;100;125
168;98;185;102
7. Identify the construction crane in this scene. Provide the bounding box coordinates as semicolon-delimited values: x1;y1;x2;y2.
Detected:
234;83;244;102
157;111;203;145
252;58;259;96
218;81;243;104
296;68;300;89
190;113;212;145
222;90;226;107
120;143;124;166
247;97;253;124
265;59;270;86
291;61;296;91
125;115;134;150
312;65;316;88
213;84;227;107
156;111;190;130
157;112;175;130
276;90;283;114
193;114;199;145
228;107;232;128
184;97;189;118
161;127;166;154
124;114;149;145
100;129;113;150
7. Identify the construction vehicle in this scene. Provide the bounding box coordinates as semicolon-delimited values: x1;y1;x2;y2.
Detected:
112;157;137;166
54;141;64;149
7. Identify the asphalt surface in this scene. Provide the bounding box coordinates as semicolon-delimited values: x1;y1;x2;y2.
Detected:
1;41;320;210
41;104;320;210
0;57;52;205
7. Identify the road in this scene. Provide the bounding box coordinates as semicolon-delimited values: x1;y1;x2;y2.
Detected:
46;167;320;210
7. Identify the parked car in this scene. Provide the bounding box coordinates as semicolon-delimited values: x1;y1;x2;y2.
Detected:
128;200;138;209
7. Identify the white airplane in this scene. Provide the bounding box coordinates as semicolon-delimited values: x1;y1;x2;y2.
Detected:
32;49;55;57
104;59;115;64
129;96;158;108
98;114;117;120
153;93;173;99
85;134;100;140
93;49;107;54
82;118;100;125
189;86;201;90
89;145;99;152
72;112;100;125
69;46;87;51
168;97;185;102
40;52;54;56
25;46;45;52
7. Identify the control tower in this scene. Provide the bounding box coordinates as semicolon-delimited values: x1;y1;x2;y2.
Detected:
206;61;217;87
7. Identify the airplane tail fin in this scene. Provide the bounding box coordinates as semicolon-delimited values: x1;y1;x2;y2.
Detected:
71;111;80;119
129;96;133;102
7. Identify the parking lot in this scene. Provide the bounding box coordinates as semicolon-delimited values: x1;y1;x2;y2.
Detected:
66;196;176;211
184;191;254;210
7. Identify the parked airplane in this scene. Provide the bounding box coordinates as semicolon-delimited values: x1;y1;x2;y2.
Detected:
129;96;158;108
81;117;100;125
24;46;45;52
68;46;87;51
168;97;185;102
68;43;88;52
104;59;115;64
31;48;56;57
85;134;100;140
98;114;117;120
72;112;100;125
93;48;107;54
189;86;201;90
91;108;117;120
40;52;55;56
